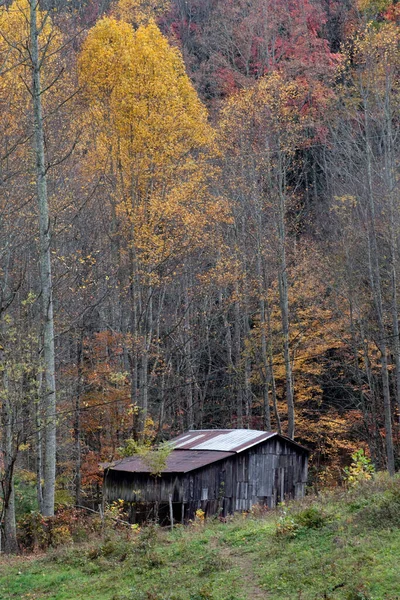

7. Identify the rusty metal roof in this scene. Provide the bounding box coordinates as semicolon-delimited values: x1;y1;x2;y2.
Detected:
103;429;308;475
171;429;276;453
105;449;235;474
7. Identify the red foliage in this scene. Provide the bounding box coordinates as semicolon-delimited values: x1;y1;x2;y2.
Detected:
161;0;341;104
75;331;132;493
384;3;400;23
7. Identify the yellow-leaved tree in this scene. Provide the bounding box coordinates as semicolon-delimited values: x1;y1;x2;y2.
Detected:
79;16;223;435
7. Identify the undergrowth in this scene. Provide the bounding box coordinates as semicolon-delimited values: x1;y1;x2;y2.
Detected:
1;473;400;600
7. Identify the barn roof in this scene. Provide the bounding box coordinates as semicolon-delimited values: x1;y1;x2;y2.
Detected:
104;449;235;474
103;429;308;476
171;429;276;453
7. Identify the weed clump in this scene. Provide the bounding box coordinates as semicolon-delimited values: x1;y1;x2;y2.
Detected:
198;551;231;575
295;506;329;529
137;522;160;554
87;536;133;561
276;504;329;537
356;486;400;529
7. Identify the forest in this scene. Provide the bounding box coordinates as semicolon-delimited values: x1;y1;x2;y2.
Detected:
1;0;400;555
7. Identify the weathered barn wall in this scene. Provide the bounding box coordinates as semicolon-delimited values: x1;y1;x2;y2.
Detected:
104;437;308;521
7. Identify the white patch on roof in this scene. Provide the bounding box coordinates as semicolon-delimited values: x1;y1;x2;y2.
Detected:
172;433;191;443
191;430;270;452
173;433;206;448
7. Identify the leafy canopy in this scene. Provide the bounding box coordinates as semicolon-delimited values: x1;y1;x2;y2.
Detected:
79;17;213;185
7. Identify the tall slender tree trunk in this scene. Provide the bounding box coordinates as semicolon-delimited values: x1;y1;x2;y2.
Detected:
383;80;400;424
266;301;281;433
256;218;271;430
184;274;194;429
277;160;294;439
347;286;377;461
364;105;395;475
243;289;252;427
390;265;400;423
259;298;271;431
36;371;43;513
359;318;383;468
2;368;19;554
128;234;140;436
234;282;243;427
74;331;83;506
137;284;152;438
30;0;57;515
219;288;235;424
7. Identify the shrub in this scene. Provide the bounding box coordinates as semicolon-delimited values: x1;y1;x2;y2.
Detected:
104;499;130;529
275;505;299;538
101;537;133;561
51;525;73;547
18;507;98;551
14;470;38;518
344;450;374;487
276;504;329;537
193;509;205;528
55;488;74;508
356;487;400;529
294;506;328;529
18;512;49;551
137;522;160;554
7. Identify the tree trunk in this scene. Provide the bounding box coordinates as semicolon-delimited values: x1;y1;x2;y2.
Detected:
266;301;281;434
184;275;194;429
233;283;243;427
36;372;44;514
256;237;271;430
2;368;19;554
30;0;57;515
383;81;400;424
74;331;83;507
364;104;395;475
277;161;294;439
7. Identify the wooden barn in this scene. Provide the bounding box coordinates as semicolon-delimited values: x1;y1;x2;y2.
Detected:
103;429;309;523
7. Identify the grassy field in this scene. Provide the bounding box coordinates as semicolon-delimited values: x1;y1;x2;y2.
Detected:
1;475;400;600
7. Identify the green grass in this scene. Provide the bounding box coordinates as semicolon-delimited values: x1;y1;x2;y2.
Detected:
1;474;400;600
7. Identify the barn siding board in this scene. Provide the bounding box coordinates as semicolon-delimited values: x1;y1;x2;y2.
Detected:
103;433;308;522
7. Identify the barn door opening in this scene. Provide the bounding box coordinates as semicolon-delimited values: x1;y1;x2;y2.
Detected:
158;501;187;526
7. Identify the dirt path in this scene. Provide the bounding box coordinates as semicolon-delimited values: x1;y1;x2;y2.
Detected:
206;533;268;598
219;545;269;599
230;549;268;599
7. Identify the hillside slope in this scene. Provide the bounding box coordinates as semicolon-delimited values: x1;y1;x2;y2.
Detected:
1;475;400;600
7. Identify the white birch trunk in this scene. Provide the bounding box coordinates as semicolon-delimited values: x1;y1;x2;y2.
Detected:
30;0;57;515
